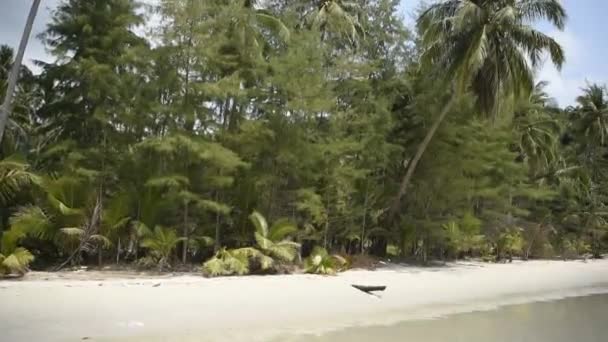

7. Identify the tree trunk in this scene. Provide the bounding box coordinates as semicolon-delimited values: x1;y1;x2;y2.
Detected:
116;238;121;264
0;0;41;144
98;246;103;268
214;192;221;252
56;195;103;271
324;191;330;249
360;180;369;254
524;225;540;260
182;201;189;264
387;95;458;222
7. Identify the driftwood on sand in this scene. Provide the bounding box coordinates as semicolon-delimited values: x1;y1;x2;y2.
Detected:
351;284;387;294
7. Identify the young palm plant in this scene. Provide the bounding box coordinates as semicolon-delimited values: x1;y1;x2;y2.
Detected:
0;247;34;276
140;226;184;271
250;211;300;263
0;155;40;206
0;156;39;277
304;246;347;275
389;0;567;221
203;211;300;276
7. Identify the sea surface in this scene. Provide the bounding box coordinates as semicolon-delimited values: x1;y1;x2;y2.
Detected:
275;293;608;342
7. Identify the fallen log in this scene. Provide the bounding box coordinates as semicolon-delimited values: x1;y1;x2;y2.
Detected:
351;284;387;293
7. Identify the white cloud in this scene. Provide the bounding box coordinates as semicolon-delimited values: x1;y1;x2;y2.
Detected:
537;29;593;107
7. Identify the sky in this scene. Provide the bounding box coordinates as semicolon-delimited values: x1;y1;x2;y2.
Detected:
1;0;606;107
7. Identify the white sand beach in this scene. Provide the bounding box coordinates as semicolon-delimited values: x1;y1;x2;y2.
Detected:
1;260;608;342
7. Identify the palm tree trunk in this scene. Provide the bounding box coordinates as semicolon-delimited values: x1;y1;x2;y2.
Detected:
388;94;458;222
0;0;41;144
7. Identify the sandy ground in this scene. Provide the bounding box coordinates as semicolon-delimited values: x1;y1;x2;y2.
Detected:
1;260;608;342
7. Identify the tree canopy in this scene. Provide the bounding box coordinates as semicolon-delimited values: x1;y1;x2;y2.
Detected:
0;0;606;276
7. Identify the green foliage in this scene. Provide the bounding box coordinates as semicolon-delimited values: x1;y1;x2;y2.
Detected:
0;248;34;276
304;247;348;275
250;211;300;262
498;229;525;257
203;247;271;277
418;0;566;116
140;226;184;270
2;0;608;271
441;220;486;258
0;156;40;205
561;237;591;260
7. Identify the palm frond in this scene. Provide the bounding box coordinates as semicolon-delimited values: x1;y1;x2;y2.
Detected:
516;0;566;30
60;227;84;237
8;205;54;241
255;11;290;42
268;218;298;242
0;155;40;205
89;234;112;249
0;247;34;276
249;210;269;237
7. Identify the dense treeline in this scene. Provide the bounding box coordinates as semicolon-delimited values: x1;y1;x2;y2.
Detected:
1;0;607;276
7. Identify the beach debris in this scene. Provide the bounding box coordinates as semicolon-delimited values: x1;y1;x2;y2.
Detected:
351;284;387;294
153;282;161;287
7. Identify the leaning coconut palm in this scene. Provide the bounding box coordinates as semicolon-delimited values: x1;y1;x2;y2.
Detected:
0;0;42;144
389;0;567;221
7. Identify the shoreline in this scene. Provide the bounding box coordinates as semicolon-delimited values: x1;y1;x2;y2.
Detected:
2;259;608;341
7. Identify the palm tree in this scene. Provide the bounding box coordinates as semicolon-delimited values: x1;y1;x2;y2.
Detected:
571;84;608;145
0;247;34;277
219;0;290;65
202;211;300;276
514;81;561;175
0;45;14;94
249;211;300;262
0;0;42;144
389;0;566;221
304;246;347;275
307;0;364;46
0;155;40;207
140;226;184;271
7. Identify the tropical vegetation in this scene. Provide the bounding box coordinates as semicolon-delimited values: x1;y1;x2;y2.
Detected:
1;0;607;277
